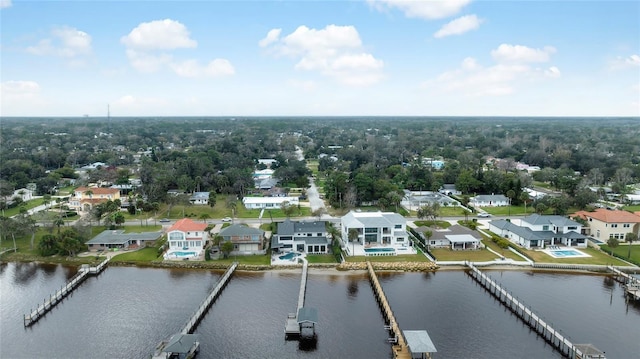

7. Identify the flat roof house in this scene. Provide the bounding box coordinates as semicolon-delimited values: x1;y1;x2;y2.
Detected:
340;211;408;255
86;230;162;251
271;218;330;254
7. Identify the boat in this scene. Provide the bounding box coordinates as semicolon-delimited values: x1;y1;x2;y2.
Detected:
151;333;200;359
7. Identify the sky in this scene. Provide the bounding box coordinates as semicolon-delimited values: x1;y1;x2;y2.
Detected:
1;0;639;117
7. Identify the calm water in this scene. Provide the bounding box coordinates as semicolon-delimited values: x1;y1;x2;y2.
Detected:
1;263;638;359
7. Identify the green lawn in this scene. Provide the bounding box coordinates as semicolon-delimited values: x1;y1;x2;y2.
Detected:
600;244;640;265
413;220;451;229
522;246;629;265
481;240;525;261
305;254;338;263
2;198;46;217
483;205;581;217
111;247;162;262
623;205;640;212
430;248;500;262
346;254;431;263
212;255;271;265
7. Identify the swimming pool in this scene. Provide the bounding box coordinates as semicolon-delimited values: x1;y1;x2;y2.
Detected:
547;249;590;258
278;252;298;260
171;251;197;257
365;247;395;253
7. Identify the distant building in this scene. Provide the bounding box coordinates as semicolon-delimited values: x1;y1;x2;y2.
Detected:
242;196;299;209
471;194;509;207
488;214;586;249
189;192;210;205
218;224;265;254
69;186;121;212
572;209;640;240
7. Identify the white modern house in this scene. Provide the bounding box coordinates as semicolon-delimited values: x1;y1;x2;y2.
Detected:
271;219;330;254
242;196;299;209
414;224;481;250
164;218;208;259
471;194;509;207
189;192;210;205
340;211;414;256
488;214;587;249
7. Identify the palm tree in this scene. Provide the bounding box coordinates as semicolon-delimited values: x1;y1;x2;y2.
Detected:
519;192;530;214
625;232;638;259
199;213;211;223
53;217;65;234
506;189;516;216
348;228;359;255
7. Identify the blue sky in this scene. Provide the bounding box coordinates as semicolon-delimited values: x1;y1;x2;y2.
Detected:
1;0;638;117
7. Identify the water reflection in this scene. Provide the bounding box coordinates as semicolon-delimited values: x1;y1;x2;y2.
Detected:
13;262;39;285
347;278;358;298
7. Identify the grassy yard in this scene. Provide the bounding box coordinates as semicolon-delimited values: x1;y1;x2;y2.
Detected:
346;254;431;263
111;247;162;262
2;198;46;217
600;244;640;265
413;220;451;229
623;205;640;212
522;246;629;265
305;254;338;263
483;205;581;217
211;255;271;265
430;248;500;262
481;240;525;261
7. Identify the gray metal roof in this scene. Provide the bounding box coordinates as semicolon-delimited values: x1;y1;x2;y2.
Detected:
404;330;437;354
163;333;199;354
297;307;318;324
219;224;264;237
521;213;582;228
415;225;481;241
86;230;162;245
445;234;480;244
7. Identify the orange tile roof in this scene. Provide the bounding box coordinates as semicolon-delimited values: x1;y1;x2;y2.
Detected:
573;208;640;223
75;186;120;195
168;218;208;232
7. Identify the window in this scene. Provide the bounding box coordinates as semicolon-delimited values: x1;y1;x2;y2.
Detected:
397;237;404;242
611;224;618;228
542;225;549;231
567;226;577;230
317;233;322;236
394;224;402;229
430;241;436;245
623;224;630;228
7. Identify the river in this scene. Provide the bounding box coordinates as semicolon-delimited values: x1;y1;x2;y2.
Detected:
1;262;638;358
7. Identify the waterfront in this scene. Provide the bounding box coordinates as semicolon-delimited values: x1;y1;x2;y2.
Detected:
1;262;638;358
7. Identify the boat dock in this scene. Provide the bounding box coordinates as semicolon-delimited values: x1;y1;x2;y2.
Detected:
467;261;604;359
181;261;238;335
285;260;317;339
23;258;110;327
367;262;432;359
608;265;640;301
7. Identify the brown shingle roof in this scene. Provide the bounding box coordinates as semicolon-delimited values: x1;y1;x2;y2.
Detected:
75;186;119;195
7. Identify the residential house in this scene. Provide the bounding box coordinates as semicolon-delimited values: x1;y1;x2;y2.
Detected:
271;219;330;254
488;214;586;249
571;209;640;242
189;192;210;205
69;186;121;212
242;196;299;209
340;211;407;248
414;224;481;250
471;194;509;207
166;218;208;256
218;224;265;254
86;230;162;251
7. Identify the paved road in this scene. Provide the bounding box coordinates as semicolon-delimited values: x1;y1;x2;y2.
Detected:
306;177;326;213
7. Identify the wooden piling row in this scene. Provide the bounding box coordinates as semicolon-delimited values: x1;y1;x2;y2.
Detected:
466;262;584;359
23;258;110;327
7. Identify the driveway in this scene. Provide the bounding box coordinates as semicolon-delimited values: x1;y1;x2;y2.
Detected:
307;177;326;213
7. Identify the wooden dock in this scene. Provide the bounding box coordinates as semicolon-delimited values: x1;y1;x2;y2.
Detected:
467;261;601;359
608;265;640;301
366;262;415;359
23;258;110;327
284;260;309;337
181;261;238;335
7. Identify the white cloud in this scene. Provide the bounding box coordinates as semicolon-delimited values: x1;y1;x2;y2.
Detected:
0;0;12;9
259;28;281;47
120;19;197;50
26;26;92;58
609;54;640;70
434;14;483;38
121;19;234;79
491;44;556;63
287;79;317;92
1;80;40;98
261;24;384;86
171;58;235;77
369;0;471;20
423;44;560;97
1;81;42;114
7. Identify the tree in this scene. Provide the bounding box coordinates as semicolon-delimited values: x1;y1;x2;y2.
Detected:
221;240;234;259
199;213;210;223
208;192;217;207
112;212;125;227
625;232;638;259
348;228;359;255
53;217;65;234
43;194;52;209
281;201;296;218
506;189;516;216
606;237;619;256
423;230;433;248
38;234;59;256
519;192;530;214
312;208;326;221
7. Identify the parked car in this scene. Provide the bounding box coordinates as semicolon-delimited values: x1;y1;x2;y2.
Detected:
159;218;171;223
477;212;491;218
221;217;232;222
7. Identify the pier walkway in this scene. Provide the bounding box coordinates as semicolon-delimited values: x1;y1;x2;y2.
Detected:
608;265;640;300
467;261;602;359
24;258;110;327
366;262;414;359
181;261;238;335
285;259;317;338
